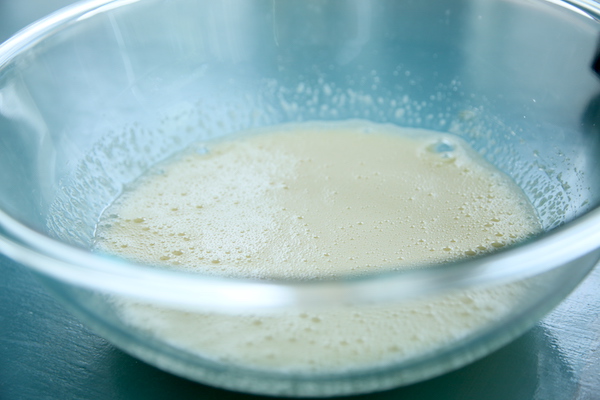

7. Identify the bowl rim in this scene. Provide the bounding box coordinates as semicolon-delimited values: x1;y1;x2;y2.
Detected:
1;0;600;310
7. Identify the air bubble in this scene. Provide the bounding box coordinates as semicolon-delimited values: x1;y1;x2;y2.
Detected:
195;146;209;155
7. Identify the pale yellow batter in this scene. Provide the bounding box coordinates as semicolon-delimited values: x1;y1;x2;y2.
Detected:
95;120;539;278
94;120;541;373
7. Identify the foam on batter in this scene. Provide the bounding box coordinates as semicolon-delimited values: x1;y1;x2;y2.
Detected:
95;120;539;278
94;120;541;373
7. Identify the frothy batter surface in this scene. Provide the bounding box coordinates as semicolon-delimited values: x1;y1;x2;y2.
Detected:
94;120;542;373
95;120;539;279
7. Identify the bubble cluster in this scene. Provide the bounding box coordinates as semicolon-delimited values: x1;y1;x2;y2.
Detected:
97;120;543;374
95;120;540;279
116;280;531;373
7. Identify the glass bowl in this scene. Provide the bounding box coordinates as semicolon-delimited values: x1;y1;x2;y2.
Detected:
1;0;600;397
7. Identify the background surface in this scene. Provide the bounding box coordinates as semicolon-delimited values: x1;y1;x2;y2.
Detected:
0;1;599;399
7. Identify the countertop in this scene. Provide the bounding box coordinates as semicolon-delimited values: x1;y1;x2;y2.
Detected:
1;1;599;399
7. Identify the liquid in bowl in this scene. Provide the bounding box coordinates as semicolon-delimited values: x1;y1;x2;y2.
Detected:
93;120;542;375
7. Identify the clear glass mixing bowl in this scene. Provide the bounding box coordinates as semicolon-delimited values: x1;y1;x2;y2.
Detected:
2;0;600;396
